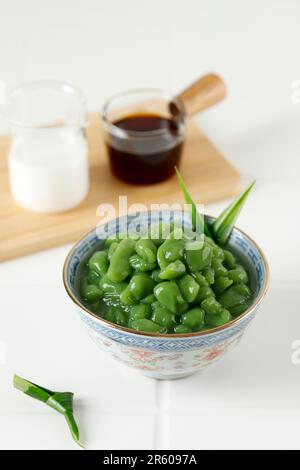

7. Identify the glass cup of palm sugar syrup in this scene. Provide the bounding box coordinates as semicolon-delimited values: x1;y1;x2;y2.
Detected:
101;89;186;185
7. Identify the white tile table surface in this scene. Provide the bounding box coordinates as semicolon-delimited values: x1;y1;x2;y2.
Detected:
0;0;300;450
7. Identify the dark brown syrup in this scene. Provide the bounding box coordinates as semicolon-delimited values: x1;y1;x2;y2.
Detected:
106;113;184;185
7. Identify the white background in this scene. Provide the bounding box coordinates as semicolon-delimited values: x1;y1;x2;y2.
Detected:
1;0;300;450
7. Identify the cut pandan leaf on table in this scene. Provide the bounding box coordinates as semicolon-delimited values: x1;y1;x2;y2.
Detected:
211;181;255;245
13;374;83;448
175;167;211;237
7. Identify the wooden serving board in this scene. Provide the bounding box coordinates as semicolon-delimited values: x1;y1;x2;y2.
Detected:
0;114;240;262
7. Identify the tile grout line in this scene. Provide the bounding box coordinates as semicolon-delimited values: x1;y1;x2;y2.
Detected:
153;380;171;450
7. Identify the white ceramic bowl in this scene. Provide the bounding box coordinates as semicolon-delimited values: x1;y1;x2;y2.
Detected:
63;211;269;379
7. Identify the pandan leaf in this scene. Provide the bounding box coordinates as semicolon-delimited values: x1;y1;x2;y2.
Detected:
211;181;255;245
175;167;211;237
13;374;83;448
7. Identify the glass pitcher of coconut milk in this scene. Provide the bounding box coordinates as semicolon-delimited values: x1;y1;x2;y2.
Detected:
6;80;89;213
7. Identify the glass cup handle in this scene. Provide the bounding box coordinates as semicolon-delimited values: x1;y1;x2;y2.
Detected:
177;73;227;117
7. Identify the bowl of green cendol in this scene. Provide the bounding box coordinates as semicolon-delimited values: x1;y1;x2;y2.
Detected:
63;210;269;379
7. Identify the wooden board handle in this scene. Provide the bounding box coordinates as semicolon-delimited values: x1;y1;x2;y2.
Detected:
178;73;226;117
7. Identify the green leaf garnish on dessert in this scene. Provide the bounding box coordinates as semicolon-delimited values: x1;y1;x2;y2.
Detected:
175;167;211;237
176;167;255;245
211;180;255;244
